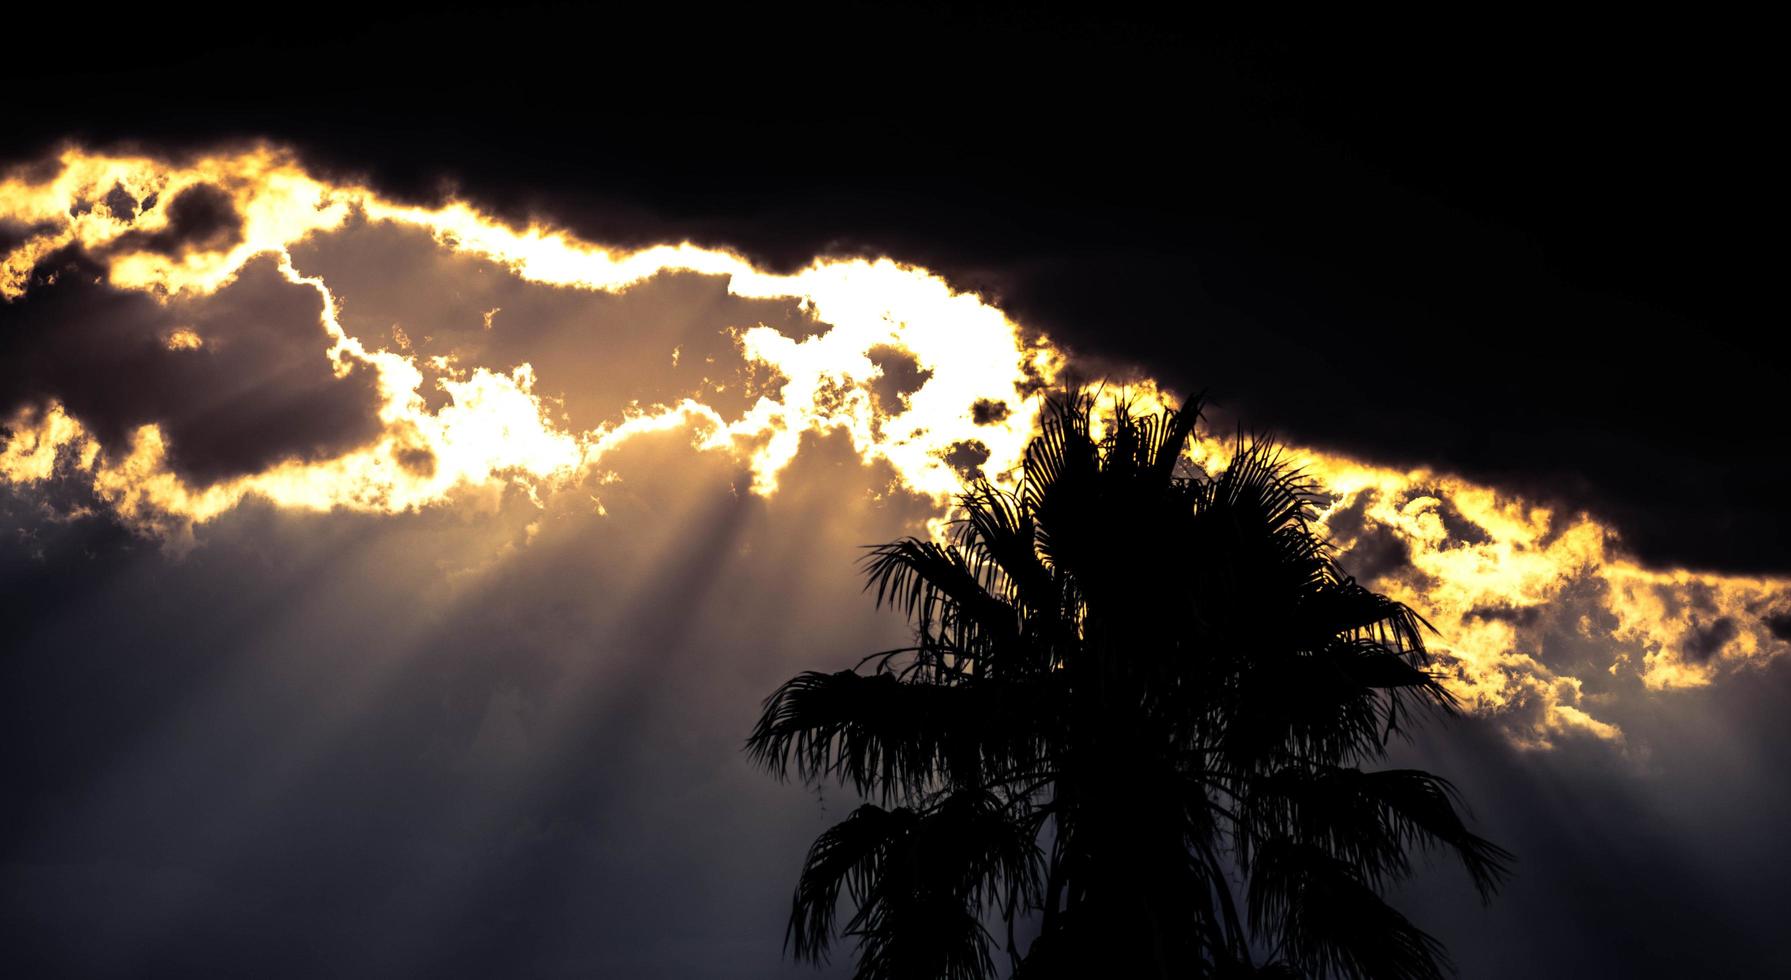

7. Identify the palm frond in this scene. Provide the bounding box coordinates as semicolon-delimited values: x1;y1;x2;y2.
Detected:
862;538;1022;674
1247;837;1452;980
1244;765;1512;901
787;803;913;962
796;790;1043;980
746;669;1060;799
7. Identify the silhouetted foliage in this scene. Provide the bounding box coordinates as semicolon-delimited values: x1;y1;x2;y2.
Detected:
748;393;1510;979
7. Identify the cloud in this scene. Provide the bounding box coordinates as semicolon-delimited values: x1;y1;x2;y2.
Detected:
0;146;1063;542
5;10;1775;585
101;182;241;258
0;245;384;484
971;398;1010;424
1766;611;1791;642
285;218;823;427
3;144;1790;750
1178;437;1791;746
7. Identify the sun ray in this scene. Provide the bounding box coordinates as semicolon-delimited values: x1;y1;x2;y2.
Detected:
4;143;1788;746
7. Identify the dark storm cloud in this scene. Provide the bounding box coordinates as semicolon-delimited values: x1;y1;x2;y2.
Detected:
103;183;241;257
971;398;1010;425
864;344;931;418
0;218;53;254
1683;616;1740;664
942;439;991;479
4;8;1756;571
288;218;816;427
1464;604;1546;630
1766;611;1791;642
0;247;383;484
100;183;138;222
1428;494;1493;548
1338;522;1411;584
1324;493;1411;583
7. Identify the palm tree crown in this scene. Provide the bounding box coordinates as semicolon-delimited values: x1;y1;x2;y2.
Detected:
747;393;1510;979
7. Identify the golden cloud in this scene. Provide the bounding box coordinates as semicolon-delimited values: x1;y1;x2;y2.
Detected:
3;144;1786;746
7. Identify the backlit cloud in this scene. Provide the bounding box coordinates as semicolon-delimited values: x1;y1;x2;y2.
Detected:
3;144;1787;746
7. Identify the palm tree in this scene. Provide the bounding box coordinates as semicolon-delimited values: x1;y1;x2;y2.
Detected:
747;392;1510;979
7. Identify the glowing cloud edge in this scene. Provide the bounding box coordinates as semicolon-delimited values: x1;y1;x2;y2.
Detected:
3;144;1787;748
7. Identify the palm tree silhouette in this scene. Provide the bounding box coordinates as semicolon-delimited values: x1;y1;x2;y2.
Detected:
748;393;1510;979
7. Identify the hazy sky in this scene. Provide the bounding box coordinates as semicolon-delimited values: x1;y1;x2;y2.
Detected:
2;8;1783;977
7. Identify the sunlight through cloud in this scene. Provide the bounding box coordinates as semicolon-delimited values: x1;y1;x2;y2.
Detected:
4;143;1788;747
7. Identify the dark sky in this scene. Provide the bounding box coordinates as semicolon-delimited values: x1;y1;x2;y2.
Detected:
2;5;1785;977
